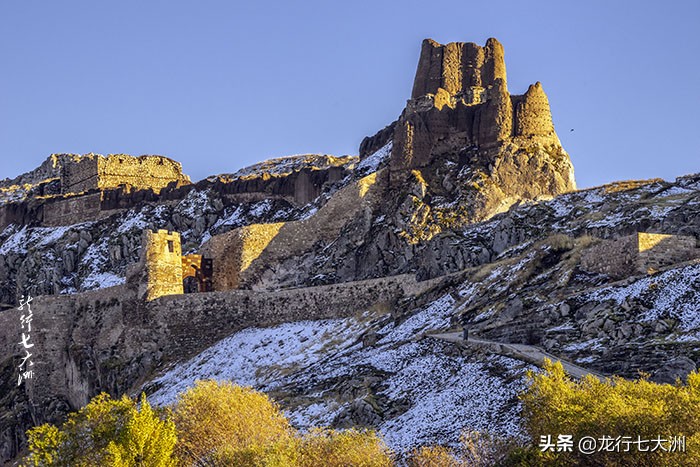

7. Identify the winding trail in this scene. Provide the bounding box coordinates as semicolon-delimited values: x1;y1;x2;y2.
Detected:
429;332;605;380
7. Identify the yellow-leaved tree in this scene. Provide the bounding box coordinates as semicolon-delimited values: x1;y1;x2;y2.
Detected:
516;359;700;466
25;392;177;467
298;427;393;467
107;393;177;467
25;380;394;466
172;379;296;465
172;379;393;467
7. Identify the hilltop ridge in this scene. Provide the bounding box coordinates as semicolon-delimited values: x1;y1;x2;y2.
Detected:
0;38;698;463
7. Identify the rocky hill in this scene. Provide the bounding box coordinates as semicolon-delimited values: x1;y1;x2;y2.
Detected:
0;38;698;463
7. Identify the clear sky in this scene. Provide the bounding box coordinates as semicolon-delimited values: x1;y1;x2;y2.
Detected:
1;1;698;188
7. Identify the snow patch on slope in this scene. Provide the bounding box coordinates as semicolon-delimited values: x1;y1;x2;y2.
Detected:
149;318;367;406
578;263;700;337
147;292;530;454
356;142;392;175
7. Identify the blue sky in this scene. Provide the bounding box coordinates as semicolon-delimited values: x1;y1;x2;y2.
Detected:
1;1;698;188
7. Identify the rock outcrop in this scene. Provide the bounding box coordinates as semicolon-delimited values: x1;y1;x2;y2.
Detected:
3;37;699;464
151;38;578;292
262;38;577;289
357;39;574;250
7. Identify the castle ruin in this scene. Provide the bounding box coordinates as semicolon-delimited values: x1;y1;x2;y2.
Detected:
581;232;698;278
2;36;699;464
182;254;214;293
360;38;567;180
60;154;190;194
133;230;184;301
127;230;215;301
199;223;284;291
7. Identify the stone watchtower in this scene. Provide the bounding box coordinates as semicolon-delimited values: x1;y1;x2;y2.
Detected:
126;229;215;300
135;230;184;301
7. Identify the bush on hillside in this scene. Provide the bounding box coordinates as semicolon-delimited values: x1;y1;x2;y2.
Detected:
516;359;700;466
25;393;177;467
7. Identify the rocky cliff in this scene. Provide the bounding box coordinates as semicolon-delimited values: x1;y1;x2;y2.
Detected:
0;38;698;463
235;38;575;291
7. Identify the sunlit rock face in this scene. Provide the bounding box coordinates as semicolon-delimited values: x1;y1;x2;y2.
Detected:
324;38;577;288
202;38;580;290
363;38;571;171
386;37;573;186
1;36;700;465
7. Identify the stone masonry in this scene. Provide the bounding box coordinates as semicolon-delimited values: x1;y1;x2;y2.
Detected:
200;223;284;290
181;254;213;292
581;232;698;278
128;230;185;301
1;153;354;230
359;38;567;181
200;171;386;291
0;269;439;458
410;38;506;100
61;154;190;194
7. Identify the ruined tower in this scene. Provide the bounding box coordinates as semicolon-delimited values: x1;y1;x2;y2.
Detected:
410;38;507;101
360;38;573;193
138;229;184;301
357;37;576;231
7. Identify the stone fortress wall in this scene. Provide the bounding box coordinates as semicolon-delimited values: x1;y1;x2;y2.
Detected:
1;155;352;229
581;232;698;278
200;170;386;291
61;154;190;194
0;222;441;419
637;233;697;273
200;223;285;291
0;253;440;413
42;192;103;226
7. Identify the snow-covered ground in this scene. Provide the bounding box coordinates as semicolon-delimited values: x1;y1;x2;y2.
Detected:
578;263;700;339
149;317;369;406
148;291;531;454
229;154;357;178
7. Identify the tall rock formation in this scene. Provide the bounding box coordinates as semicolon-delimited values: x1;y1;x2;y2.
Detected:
360;38;575;229
339;38;578;281
209;38;580;291
362;38;571;175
